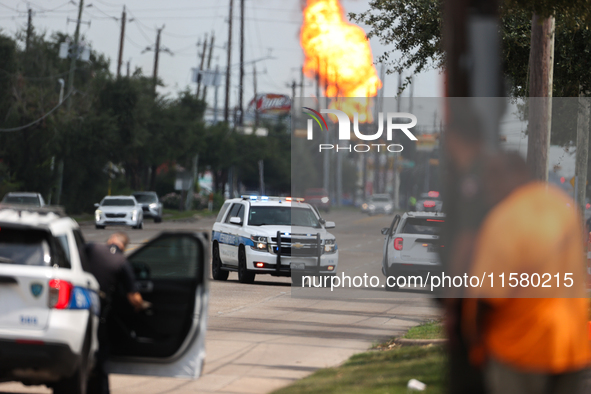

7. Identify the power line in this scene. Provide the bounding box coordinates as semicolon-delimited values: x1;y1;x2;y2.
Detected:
0;90;73;132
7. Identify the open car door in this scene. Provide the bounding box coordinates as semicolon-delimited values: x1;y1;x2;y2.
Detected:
107;232;209;379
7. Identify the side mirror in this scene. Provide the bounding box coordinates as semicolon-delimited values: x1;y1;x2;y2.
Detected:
94;203;100;208
381;227;390;235
319;218;326;225
229;217;242;225
324;221;336;229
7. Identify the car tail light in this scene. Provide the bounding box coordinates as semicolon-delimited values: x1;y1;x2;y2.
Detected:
423;200;436;208
428;191;440;198
48;279;73;309
394;237;403;251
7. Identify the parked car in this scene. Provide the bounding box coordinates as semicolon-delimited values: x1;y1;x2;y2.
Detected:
94;196;144;230
133;191;163;223
304;188;331;212
361;194;394;215
0;205;210;393
1;192;45;207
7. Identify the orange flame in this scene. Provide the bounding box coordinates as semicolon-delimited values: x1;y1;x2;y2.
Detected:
300;0;381;122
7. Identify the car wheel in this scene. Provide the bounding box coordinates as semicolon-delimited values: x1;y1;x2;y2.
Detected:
53;326;91;394
95;225;104;230
212;243;228;281
154;216;162;223
291;272;303;287
237;247;255;284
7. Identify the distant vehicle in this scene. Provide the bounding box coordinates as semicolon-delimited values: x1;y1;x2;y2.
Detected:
415;191;443;212
1;192;45;207
361;194;394;215
304;188;330;212
94;196;144;230
133;191;163;223
211;196;338;284
0;205;211;392
381;211;445;290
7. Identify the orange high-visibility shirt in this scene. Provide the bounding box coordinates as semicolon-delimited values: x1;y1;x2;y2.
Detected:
467;182;591;373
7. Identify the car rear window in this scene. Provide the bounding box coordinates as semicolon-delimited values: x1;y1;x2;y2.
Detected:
401;217;444;235
0;228;69;268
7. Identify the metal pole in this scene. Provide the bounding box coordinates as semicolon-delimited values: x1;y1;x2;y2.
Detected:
575;94;590;223
214;65;220;124
238;0;245;126
202;33;215;101
224;0;234;123
196;35;207;97
153;26;163;94
67;0;84;109
117;6;126;78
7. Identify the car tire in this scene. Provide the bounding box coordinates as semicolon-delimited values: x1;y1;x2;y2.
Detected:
53;325;91;394
95;225;105;230
212;243;228;281
291;272;303;287
154;216;162;223
133;221;143;230
237;247;255;284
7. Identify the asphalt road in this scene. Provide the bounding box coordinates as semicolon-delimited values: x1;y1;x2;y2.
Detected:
0;208;441;394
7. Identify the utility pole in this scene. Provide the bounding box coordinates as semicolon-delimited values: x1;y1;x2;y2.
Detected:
238;0;245;126
25;8;33;54
126;60;130;77
224;0;234;123
213;65;221;124
202;33;215;101
526;15;555;181
575;94;590;223
67;0;84;109
56;0;84;205
196;34;207;97
253;64;258;129
152;26;164;94
117;6;126;78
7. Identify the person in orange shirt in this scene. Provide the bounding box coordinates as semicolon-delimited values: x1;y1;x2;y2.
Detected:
464;152;591;394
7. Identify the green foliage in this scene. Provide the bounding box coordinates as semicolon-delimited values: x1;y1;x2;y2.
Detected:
0;28;293;213
273;345;446;394
351;1;591;98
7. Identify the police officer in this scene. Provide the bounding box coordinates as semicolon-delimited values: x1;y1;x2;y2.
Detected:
86;232;144;394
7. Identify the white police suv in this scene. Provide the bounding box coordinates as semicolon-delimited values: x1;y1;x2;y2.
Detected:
0;205;210;393
211;196;339;284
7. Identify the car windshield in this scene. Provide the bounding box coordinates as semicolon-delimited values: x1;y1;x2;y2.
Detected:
370;195;390;202
401;217;444;235
133;194;157;203
3;195;40;206
101;198;135;207
248;207;321;228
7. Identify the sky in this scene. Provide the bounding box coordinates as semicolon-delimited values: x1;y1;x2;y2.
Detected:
0;0;441;108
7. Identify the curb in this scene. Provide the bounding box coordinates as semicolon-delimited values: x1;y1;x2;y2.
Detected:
394;338;447;346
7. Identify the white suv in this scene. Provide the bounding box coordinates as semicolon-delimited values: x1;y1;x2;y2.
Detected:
0;206;100;393
211;196;339;284
94;195;144;230
0;206;211;393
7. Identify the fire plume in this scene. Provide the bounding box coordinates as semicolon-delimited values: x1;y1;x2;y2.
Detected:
300;0;381;108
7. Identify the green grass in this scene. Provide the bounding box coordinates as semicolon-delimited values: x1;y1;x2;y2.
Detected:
272;321;446;394
272;346;445;394
403;321;445;340
72;213;94;223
